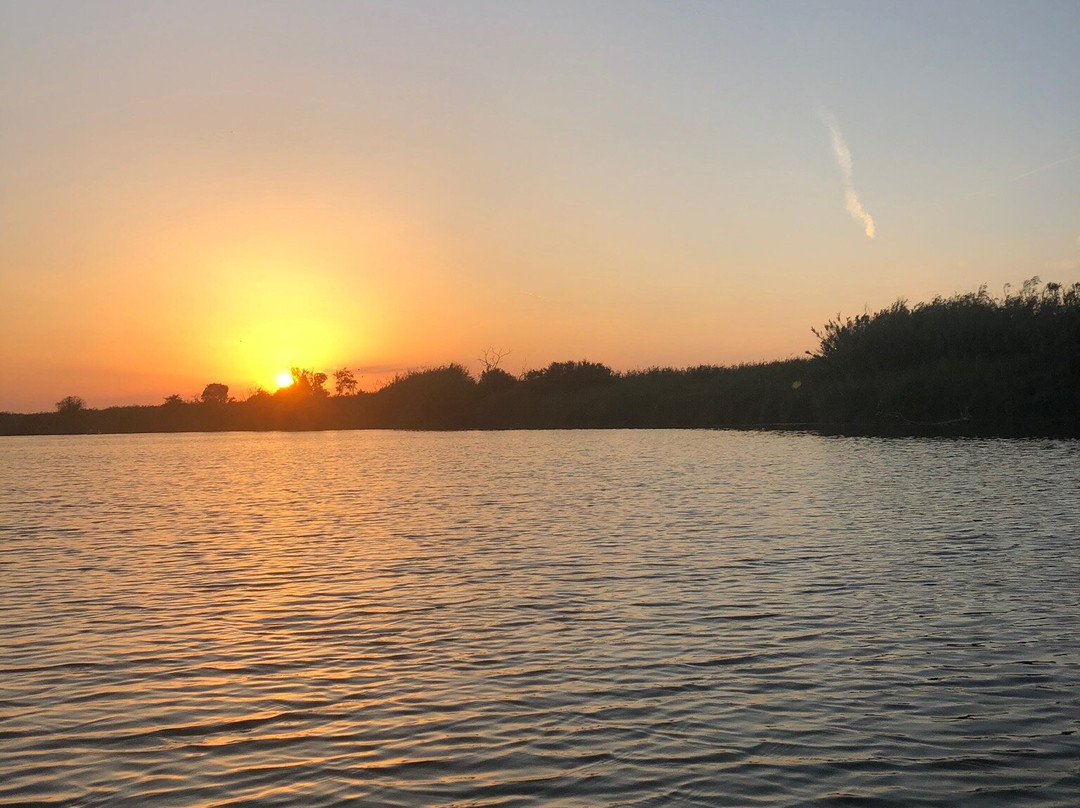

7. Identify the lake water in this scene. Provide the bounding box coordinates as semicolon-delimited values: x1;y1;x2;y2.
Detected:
1;430;1078;806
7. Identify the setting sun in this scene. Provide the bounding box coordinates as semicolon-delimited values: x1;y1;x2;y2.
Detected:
2;5;1079;808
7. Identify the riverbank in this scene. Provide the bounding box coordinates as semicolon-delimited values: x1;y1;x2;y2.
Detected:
5;280;1077;437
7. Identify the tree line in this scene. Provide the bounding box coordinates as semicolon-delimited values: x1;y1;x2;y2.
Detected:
4;279;1078;436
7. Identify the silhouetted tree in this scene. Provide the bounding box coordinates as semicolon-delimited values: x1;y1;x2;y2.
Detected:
810;279;1080;376
2;278;1075;437
289;368;329;397
522;361;617;393
163;394;184;406
479;367;517;393
56;395;85;413
333;368;358;396
807;278;1080;423
476;348;515;393
377;364;477;427
200;383;229;405
479;347;510;373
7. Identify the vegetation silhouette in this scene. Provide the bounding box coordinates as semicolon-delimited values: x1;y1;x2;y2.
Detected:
3;279;1077;437
199;383;230;405
55;395;86;413
333;368;359;397
807;278;1080;427
285;368;329;398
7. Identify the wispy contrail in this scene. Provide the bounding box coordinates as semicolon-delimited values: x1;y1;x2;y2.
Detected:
964;152;1080;199
819;109;875;239
1007;152;1080;182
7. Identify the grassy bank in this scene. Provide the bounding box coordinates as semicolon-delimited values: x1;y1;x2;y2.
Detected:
4;279;1078;437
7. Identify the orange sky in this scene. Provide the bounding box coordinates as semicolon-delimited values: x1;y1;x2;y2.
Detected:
2;2;1078;412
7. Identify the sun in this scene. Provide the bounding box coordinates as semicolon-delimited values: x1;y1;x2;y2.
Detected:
275;372;294;389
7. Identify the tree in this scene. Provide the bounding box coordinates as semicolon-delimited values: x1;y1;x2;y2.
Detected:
479;367;517;393
479;347;510;373
163;394;184;406
522;361;616;393
200;383;230;405
289;368;329;397
333;367;359;396
477;348;515;393
56;395;85;413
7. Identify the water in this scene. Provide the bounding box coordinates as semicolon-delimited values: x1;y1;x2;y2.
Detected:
1;430;1078;807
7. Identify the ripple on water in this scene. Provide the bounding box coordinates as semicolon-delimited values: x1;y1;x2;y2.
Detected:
1;431;1079;807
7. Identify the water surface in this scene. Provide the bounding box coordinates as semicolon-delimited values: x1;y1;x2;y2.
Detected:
2;430;1078;806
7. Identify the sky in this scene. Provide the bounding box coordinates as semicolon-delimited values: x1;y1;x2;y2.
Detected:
1;1;1078;412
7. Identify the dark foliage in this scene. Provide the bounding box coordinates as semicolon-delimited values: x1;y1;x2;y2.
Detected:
199;383;229;405
285;368;329;398
478;367;517;394
807;279;1080;425
521;361;616;394
373;364;477;429
3;280;1077;436
333;368;358;397
55;395;86;413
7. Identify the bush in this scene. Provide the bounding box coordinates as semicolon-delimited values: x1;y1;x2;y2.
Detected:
55;395;86;413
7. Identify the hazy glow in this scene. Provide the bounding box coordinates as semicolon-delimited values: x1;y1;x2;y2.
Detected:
0;2;1078;411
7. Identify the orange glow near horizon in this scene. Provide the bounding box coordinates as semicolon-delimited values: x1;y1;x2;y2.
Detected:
2;3;1077;415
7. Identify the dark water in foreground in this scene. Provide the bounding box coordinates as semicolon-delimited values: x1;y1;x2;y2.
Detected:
1;430;1078;807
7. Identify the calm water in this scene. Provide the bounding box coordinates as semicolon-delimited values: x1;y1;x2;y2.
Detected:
1;430;1078;807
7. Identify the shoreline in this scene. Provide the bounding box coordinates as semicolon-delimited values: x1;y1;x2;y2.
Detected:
3;420;1077;440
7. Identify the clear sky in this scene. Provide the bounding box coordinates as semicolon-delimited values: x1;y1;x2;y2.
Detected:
2;1;1078;412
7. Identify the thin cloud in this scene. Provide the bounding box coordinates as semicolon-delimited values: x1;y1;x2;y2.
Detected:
819;109;876;239
965;152;1080;199
1006;152;1080;182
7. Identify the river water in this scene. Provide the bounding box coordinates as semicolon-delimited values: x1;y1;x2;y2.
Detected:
1;430;1078;806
